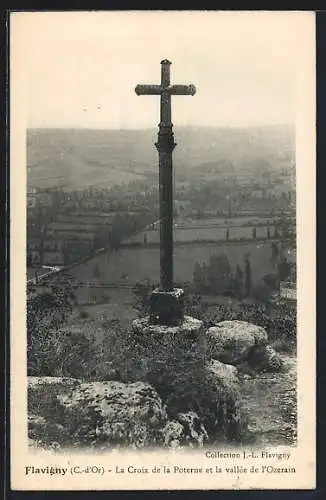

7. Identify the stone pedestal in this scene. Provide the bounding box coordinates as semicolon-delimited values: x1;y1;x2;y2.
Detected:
132;315;206;390
149;287;184;325
130;317;246;442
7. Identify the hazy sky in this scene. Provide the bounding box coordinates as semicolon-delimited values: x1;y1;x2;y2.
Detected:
12;11;313;129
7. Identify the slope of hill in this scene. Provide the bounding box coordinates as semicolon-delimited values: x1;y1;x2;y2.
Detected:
27;125;295;190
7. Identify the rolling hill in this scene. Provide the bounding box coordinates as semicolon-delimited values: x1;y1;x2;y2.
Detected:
27;125;295;191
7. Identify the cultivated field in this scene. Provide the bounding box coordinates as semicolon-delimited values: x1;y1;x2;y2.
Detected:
48;222;110;233
127;226;276;245
66;240;278;306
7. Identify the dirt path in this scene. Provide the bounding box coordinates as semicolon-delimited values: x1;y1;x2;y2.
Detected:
239;356;296;446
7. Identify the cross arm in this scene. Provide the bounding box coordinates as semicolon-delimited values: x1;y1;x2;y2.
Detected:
135;84;162;96
168;84;196;96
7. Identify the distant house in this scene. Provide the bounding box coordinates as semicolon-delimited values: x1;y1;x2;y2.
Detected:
27;187;37;208
280;281;296;301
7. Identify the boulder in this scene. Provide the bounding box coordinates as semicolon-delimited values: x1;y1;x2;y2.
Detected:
162;420;184;449
207;321;268;365
247;345;284;373
163;411;208;448
163;359;247;444
28;376;167;450
206;359;239;388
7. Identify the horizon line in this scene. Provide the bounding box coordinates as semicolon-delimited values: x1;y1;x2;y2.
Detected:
27;123;295;132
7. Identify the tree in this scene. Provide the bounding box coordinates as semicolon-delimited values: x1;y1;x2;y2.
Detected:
271;242;279;263
62;243;70;265
93;263;101;279
278;258;291;281
280;219;290;237
27;250;32;267
252;282;271;303
206;253;232;295
27;273;78;372
132;280;153;315
234;265;244;298
193;262;205;292
263;272;279;291
244;258;252;297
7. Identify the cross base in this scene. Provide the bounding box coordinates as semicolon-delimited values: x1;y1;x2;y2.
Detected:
149;287;185;326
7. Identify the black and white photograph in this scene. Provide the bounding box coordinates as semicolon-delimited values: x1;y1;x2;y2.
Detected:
10;11;315;490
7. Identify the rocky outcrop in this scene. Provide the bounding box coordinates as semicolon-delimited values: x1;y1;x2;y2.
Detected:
131;316;248;444
28;376;218;450
206;359;239;388
162;361;246;443
163;411;209;448
207;321;268;365
247;345;283;373
206;320;283;374
29;317;264;450
28;377;167;450
131;316;206;390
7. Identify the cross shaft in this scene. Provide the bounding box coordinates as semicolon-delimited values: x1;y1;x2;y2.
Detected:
135;59;196;293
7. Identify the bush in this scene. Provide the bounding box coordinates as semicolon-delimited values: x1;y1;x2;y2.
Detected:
271;337;296;355
184;292;209;319
28;328;99;378
79;310;90;319
252;283;272;302
132;280;153;316
98;320;147;383
27;297;145;382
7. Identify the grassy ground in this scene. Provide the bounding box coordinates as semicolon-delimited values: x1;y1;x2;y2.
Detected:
72;301;138;332
239;355;296;446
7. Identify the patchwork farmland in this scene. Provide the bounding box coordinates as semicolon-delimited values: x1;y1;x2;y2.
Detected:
60;240;284;305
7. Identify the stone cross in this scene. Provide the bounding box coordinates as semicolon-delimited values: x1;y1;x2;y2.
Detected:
135;60;196;324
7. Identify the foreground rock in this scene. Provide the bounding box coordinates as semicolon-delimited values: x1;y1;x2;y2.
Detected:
163;411;209;448
206;320;283;374
207;321;268;365
28;376;219;450
164;361;247;443
28;316;254;450
132;316;248;443
28;377;167;449
247;345;284;373
207;359;239;387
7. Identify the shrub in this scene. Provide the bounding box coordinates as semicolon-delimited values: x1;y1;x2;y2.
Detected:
271;337;296;355
27;328;99;378
132;280;153;316
79;310;90;319
252;283;272;302
184;291;209;319
98;320;147;382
